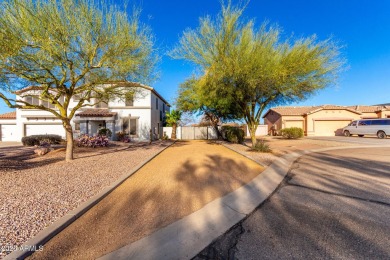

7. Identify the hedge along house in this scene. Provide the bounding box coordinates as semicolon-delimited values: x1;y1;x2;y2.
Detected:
263;105;390;136
0;82;170;142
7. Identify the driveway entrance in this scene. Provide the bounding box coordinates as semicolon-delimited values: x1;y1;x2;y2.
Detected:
197;147;390;259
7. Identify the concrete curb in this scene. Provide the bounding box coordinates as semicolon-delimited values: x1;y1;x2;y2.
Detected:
98;144;390;260
4;141;176;260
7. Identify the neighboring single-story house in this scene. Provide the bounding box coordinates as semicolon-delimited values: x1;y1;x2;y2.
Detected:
0;82;170;142
263;105;390;136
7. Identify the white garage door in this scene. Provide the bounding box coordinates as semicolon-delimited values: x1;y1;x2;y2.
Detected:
25;124;65;138
1;124;18;142
314;120;351;136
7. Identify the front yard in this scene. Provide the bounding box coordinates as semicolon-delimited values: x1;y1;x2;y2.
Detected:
0;136;357;258
0;141;172;258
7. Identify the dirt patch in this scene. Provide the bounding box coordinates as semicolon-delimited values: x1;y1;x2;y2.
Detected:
28;141;264;260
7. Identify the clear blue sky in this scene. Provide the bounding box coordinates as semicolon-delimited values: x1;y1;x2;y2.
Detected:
1;0;389;114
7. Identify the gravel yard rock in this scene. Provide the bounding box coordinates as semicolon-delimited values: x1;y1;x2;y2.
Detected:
0;141;171;258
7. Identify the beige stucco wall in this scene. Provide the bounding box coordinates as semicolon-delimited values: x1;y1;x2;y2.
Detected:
264;111;283;133
377;110;390;118
361;112;379;118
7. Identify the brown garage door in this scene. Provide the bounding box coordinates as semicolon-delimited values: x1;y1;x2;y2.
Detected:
314;120;351;136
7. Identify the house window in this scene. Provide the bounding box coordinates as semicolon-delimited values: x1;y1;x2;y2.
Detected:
25;96;39;106
96;101;108;108
122;118;138;136
160;110;163;121
73;94;81;101
125;97;134;106
163;103;165;113
74;122;80;131
41;100;55;109
156;97;158;109
130;119;137;135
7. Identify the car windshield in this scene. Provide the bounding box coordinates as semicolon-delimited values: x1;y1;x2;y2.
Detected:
349;121;357;126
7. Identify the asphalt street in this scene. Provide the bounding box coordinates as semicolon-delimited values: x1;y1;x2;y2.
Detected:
195;146;390;259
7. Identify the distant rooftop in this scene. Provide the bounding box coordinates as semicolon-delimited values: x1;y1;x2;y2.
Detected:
263;105;390;118
0;111;16;119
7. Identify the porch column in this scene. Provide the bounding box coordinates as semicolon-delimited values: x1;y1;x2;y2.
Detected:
106;120;115;140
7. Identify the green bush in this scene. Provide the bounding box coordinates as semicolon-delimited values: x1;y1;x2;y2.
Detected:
221;126;245;144
22;135;62;146
280;127;304;139
252;139;271;152
98;128;112;137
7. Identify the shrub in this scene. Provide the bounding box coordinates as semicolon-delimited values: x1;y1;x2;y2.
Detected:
252;139;271;153
98;128;112;137
76;134;109;147
221;126;245;144
22;135;62;146
115;131;130;142
280;127;304;139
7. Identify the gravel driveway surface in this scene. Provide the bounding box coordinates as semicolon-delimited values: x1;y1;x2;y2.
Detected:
196;147;390;259
28;140;264;260
0;141;171;258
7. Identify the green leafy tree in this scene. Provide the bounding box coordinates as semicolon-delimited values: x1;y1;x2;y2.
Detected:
165;109;182;139
170;2;344;147
0;0;156;161
176;77;238;138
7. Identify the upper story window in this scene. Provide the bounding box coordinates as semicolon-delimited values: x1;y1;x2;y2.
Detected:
156;97;158;109
25;96;40;106
73;94;81;102
41;100;55;109
125;97;134;106
96;101;108;108
163;103;165;113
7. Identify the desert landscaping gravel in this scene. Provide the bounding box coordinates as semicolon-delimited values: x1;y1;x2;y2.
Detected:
0;141;172;258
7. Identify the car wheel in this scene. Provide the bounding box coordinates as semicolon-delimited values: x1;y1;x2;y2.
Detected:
358;134;364;137
377;131;386;139
344;130;350;137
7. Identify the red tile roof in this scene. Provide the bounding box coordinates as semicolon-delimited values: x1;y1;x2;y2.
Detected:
75;109;117;117
0;111;16;119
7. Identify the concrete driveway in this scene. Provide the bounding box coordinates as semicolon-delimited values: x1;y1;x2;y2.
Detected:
0;141;22;147
308;135;390;145
196;147;390;259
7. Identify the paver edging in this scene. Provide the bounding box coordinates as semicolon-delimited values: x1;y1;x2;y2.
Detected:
99;144;390;260
4;140;176;260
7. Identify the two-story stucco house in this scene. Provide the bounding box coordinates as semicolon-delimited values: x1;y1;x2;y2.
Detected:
0;82;170;142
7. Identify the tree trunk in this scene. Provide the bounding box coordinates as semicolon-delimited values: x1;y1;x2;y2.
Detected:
248;123;257;148
171;123;177;139
64;120;74;161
